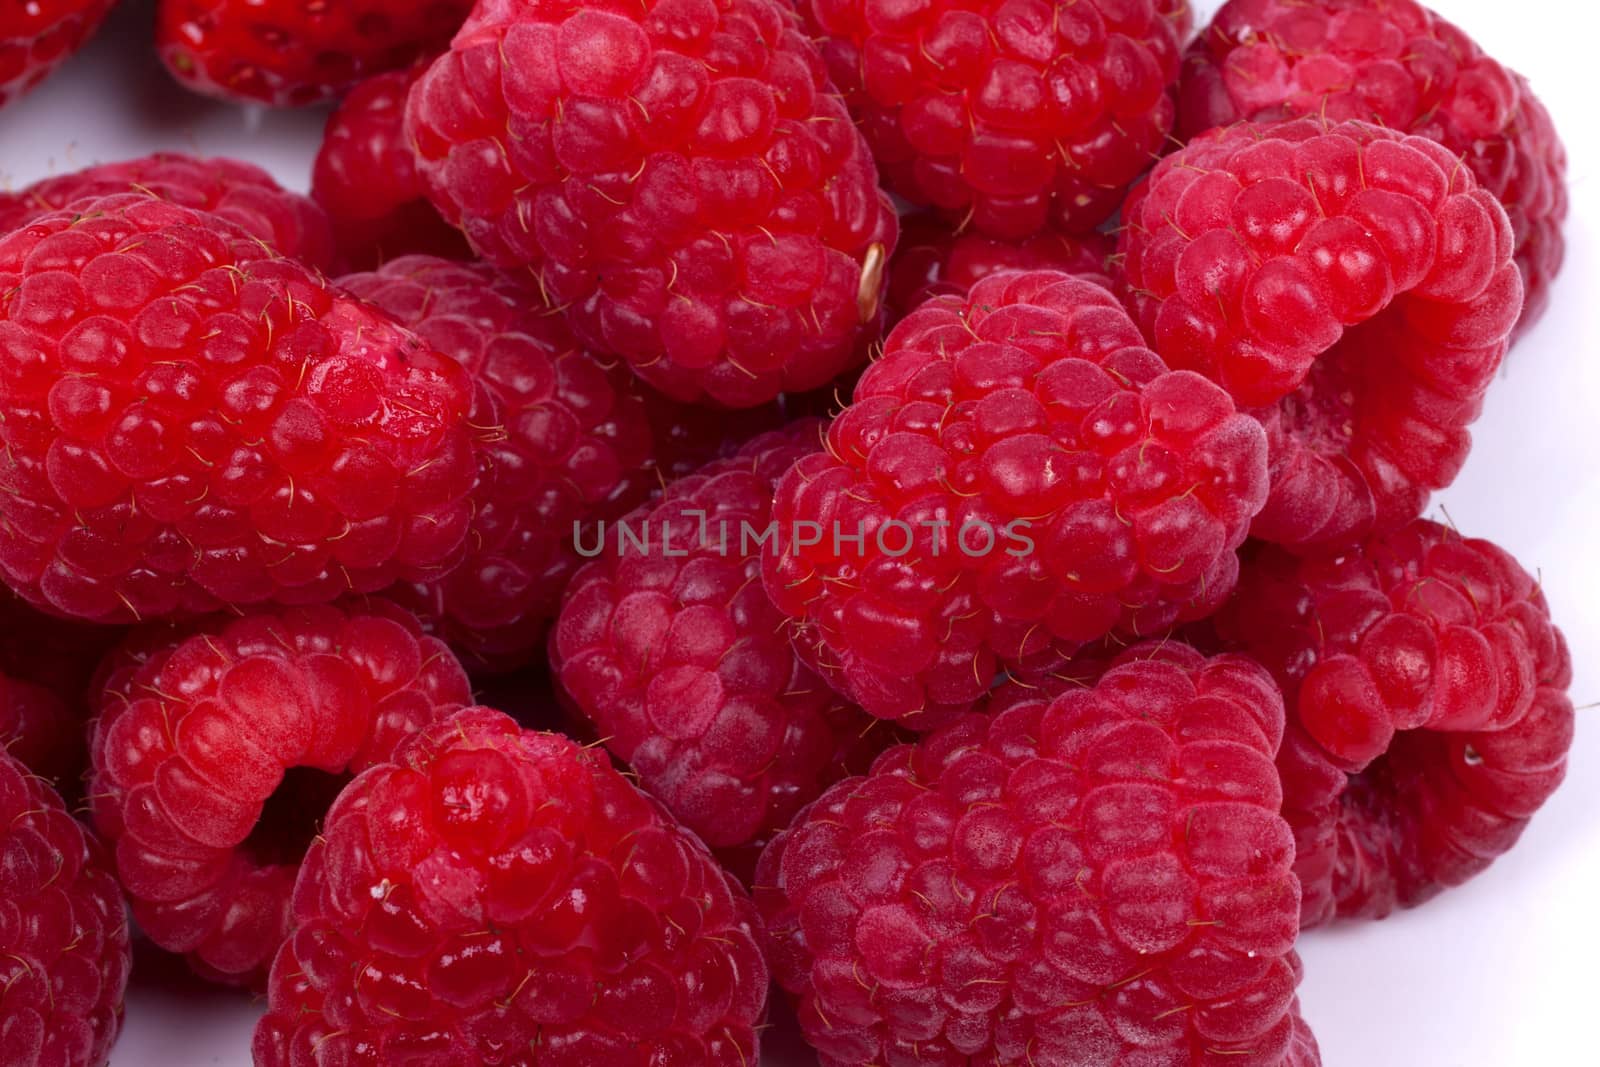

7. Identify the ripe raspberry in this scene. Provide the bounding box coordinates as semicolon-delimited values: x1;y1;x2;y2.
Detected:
762;271;1268;725
405;0;898;408
0;748;130;1067
85;601;471;984
312;66;472;272
887;210;1116;322
1179;0;1567;336
0;193;477;623
0;153;337;273
253;706;770;1066
156;0;472;107
802;0;1192;238
338;255;656;671
1119;118;1523;549
0;0;115;109
552;422;892;851
1208;521;1574;925
755;644;1320;1067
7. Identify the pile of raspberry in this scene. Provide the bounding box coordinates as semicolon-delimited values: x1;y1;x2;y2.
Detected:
0;1;1579;1066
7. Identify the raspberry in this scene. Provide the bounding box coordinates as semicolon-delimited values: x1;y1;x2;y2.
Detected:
887;210;1116;322
1208;521;1574;925
253;706;770;1066
85;600;471;984
0;153;337;273
762;271;1268;725
1119;118;1523;549
312;66;472;272
552;422;892;852
338;255;656;671
156;0;472;107
802;0;1192;238
755;644;1320;1067
0;193;478;623
405;0;898;408
1178;0;1567;337
0;0;115;110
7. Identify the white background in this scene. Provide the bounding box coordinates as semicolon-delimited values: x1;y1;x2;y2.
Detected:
1;1;1594;1064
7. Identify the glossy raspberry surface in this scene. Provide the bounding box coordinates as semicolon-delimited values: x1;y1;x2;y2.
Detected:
339;255;656;671
803;0;1192;238
0;193;477;623
156;0;472;107
1210;521;1574;925
0;153;337;273
1179;0;1567;336
762;270;1268;724
406;0;897;408
85;600;470;985
0;0;115;109
1120;118;1523;549
254;706;770;1066
0;747;131;1067
756;644;1320;1067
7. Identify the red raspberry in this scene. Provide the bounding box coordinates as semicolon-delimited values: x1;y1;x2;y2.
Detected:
405;0;898;408
802;0;1192;238
312;66;472;272
0;153;337;273
338;255;656;671
0;0;115;109
755;644;1320;1067
0;193;478;623
1179;0;1567;337
253;706;770;1066
156;0;471;107
1208;521;1574;926
0;749;130;1067
762;271;1268;725
1119;118;1523;549
887;209;1116;322
552;422;892;851
85;601;471;984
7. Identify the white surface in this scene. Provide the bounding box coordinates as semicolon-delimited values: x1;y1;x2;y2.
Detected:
1;1;1594;1064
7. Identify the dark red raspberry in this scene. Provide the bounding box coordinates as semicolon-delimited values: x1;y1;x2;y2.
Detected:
552;422;893;852
406;0;898;408
156;0;472;107
253;706;770;1066
312;66;472;272
0;193;477;623
0;748;130;1067
1209;521;1574;926
1179;0;1567;337
1119;118;1523;550
762;270;1268;725
0;0;115;109
85;601;471;985
802;0;1192;239
0;153;337;273
756;644;1320;1067
338;255;656;671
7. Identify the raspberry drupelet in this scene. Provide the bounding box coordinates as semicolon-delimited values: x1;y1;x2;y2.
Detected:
0;0;116;110
0;193;478;623
1119;118;1524;550
405;0;898;409
339;255;655;672
1179;0;1567;337
253;706;770;1066
801;0;1193;239
85;600;472;985
552;421;893;852
1208;520;1574;926
762;270;1269;725
0;748;131;1067
756;644;1321;1067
